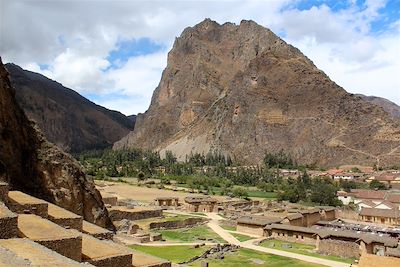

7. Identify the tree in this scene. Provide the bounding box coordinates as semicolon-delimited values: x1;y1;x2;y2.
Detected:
369;180;386;190
232;187;249;198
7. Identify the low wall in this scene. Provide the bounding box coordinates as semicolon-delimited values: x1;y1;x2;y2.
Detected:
8;201;48;217
149;217;207;230
237;224;264;236
38;236;82;262
109;209;162;221
269;231;316;246
318;239;360;259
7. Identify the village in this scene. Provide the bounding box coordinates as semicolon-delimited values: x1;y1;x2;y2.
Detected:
1;163;400;267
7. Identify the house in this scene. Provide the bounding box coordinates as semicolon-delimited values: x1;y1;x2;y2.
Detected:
333;173;356;181
264;224;317;245
237;215;282;236
154;197;179;207
316;228;398;259
337;190;352;205
184;196;217;212
280;213;304;226
359;207;400;226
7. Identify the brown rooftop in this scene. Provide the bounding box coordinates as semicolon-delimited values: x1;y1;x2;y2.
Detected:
155;197;179;200
237;215;282;226
0;238;87;266
184;196;217;203
358;253;400;267
350;189;388;200
285;213;303;220
265;224;318;234
387;194;400;203
359;207;400;219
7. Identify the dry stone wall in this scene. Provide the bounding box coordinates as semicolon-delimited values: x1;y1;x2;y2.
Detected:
318;239;360;259
149;217;207;230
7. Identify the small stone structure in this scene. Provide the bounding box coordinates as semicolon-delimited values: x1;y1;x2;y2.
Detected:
317;238;360;258
0;238;86;267
132;232;151;243
150;233;163;241
8;191;48;217
47;202;83;231
100;192;118;206
149;217;207;230
108;206;163;221
237;216;281;236
184;196;217;212
81;232;132;267
17;214;82;261
0;202;18;239
155;197;179;207
82;220;113;240
264;224;317;246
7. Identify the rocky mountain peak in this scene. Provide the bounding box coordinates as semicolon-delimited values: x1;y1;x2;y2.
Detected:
114;20;400;168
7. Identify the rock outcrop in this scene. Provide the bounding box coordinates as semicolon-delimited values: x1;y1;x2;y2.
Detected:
357;94;400;119
114;19;400;168
0;58;114;230
5;63;134;153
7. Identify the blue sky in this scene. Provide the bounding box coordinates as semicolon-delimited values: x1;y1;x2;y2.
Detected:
2;0;400;115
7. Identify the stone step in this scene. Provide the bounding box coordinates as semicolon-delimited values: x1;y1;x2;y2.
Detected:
46;201;83;231
8;191;48;217
17;214;82;261
0;182;9;204
0;238;92;266
82;220;113;240
79;232;132;267
100;192;118;206
0;202;18;239
131;249;171;267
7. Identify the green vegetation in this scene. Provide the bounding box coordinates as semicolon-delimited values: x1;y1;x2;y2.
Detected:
260;239;355;264
78;148;343;205
369;179;386;190
219;224;236;231
130;246;324;267
155;225;226;243
130;245;210;263
277;172;342;206
231;233;254;242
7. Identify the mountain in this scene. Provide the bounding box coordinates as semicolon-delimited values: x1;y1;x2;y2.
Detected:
0;58;114;229
356;94;400;119
114;19;400;168
5;63;134;153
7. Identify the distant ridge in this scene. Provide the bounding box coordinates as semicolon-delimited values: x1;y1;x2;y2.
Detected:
5;63;135;152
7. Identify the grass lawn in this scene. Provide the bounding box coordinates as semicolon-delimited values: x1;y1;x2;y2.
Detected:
247;191;277;199
130;246;324;267
260;239;355;264
155;225;226;243
231;233;255;242
220;224;236;231
134;214;194;229
189;248;324;267
130;245;210;263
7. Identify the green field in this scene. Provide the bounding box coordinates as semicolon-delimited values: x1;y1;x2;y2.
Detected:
131;245;323;267
247;190;277;199
130;245;210;263
231;233;255;242
155;225;226;243
260;239;355;264
220;224;236;231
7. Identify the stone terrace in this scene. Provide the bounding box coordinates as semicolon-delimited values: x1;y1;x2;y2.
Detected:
8;191;48;217
82;220;113;240
0;202;18;239
0;238;90;266
80;232;132;267
131;249;171;267
17;214;82;261
47;202;83;231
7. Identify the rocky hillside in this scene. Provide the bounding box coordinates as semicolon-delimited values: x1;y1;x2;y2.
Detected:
5;63;134;152
357;94;400;119
114;19;400;168
0;59;114;230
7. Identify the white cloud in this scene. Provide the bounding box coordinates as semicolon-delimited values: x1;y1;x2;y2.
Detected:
1;0;399;116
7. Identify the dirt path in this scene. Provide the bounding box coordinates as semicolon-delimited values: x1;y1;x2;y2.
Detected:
204;213;353;267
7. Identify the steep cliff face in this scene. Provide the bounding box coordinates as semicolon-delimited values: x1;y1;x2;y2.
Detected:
114;19;400;168
0;59;114;230
6;63;134;153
